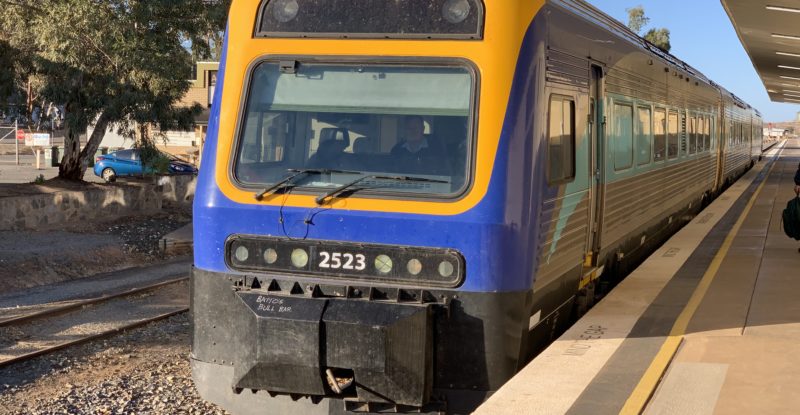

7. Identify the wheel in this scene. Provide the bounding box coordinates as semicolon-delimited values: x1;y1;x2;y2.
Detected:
101;168;117;182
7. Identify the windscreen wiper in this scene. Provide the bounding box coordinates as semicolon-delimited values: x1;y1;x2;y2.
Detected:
254;168;360;201
315;174;450;205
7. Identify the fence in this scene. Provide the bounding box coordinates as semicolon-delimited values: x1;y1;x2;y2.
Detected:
0;120;21;164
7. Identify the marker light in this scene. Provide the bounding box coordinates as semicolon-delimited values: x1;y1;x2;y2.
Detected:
291;248;309;268
442;0;471;24
234;246;249;262
375;255;393;274
264;248;278;264
438;261;454;278
407;259;423;276
272;0;299;23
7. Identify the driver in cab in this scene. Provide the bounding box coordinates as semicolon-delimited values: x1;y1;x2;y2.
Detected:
390;115;448;175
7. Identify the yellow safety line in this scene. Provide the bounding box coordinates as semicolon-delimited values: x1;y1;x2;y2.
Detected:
619;157;778;415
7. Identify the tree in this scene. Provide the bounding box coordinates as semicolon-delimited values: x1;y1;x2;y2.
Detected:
624;5;671;54
626;6;650;34
0;0;230;180
644;28;672;53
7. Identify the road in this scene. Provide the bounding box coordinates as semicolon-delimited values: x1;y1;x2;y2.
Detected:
0;154;105;183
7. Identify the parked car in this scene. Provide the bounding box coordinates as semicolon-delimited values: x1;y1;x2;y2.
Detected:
93;149;198;182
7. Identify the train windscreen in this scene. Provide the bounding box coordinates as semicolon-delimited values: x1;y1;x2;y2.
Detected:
234;61;475;197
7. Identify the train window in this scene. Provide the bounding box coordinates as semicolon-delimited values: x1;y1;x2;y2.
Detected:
233;61;476;197
637;106;652;166
654;108;666;162
547;95;575;184
704;116;711;151
613;103;634;171
668;111;679;159
688;116;697;155
697;117;705;152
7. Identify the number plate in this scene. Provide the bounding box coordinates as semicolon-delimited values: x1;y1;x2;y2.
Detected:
316;251;368;272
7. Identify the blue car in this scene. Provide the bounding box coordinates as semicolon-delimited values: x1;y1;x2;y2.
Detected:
93;149;198;182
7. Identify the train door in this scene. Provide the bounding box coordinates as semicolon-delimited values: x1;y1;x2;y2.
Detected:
714;101;726;192
587;64;605;265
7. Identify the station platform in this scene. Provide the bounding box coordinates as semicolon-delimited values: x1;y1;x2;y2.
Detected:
476;139;800;415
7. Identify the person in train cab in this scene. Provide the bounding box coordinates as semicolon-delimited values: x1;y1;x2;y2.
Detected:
390;115;447;174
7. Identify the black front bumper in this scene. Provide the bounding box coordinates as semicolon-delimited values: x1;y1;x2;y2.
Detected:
191;268;532;414
232;290;433;406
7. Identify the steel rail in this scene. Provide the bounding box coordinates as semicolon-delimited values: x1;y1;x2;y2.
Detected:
0;276;189;327
0;308;189;369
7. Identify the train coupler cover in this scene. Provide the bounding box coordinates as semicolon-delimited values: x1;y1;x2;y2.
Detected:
232;290;434;407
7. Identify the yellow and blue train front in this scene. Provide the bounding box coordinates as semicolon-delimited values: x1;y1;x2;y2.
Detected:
191;1;561;413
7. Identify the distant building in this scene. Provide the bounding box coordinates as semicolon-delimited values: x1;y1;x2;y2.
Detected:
796;111;800;122
91;61;219;164
764;127;788;139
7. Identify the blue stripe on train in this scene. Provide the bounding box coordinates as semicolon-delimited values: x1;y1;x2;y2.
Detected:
194;15;548;293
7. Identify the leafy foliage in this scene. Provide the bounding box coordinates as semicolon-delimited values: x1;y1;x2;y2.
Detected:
0;0;230;180
644;28;672;53
624;5;671;53
137;141;172;175
626;6;649;34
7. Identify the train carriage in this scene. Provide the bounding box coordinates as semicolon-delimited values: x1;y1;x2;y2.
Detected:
191;1;762;414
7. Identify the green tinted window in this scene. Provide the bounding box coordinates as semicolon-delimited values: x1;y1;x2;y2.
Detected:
547;95;575;184
613;103;634;171
637;107;652;166
668;111;679;159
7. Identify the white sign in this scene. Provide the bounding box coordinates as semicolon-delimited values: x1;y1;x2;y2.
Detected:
24;133;33;147
32;133;51;147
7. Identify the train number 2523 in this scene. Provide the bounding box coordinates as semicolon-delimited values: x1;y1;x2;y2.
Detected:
318;252;366;271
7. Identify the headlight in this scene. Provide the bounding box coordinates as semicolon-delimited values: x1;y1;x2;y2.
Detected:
272;0;299;23
374;255;393;274
290;248;309;268
407;259;423;276
263;248;278;264
438;260;454;278
234;246;249;262
442;0;471;24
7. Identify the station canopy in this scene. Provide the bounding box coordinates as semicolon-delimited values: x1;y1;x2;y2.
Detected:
722;0;800;104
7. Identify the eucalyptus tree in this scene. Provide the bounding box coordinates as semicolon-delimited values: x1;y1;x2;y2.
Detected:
626;5;671;53
0;0;229;180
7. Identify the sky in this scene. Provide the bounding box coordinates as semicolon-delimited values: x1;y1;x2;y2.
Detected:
587;0;800;122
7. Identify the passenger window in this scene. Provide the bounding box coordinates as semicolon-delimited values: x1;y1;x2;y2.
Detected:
697;117;705;152
613;103;634;171
704;116;711;151
654;108;666;162
547;95;575;184
637;106;652;166
668;111;679;159
689;116;697;155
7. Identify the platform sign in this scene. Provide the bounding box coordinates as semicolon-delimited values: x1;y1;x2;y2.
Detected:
24;133;33;147
32;133;51;147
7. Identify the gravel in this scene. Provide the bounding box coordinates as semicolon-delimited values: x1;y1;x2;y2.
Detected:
0;208;192;295
0;314;228;415
90;208;192;259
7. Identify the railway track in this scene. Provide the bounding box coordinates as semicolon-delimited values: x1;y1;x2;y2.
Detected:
0;275;189;368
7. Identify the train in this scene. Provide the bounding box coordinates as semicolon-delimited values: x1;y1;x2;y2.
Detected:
191;0;764;414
